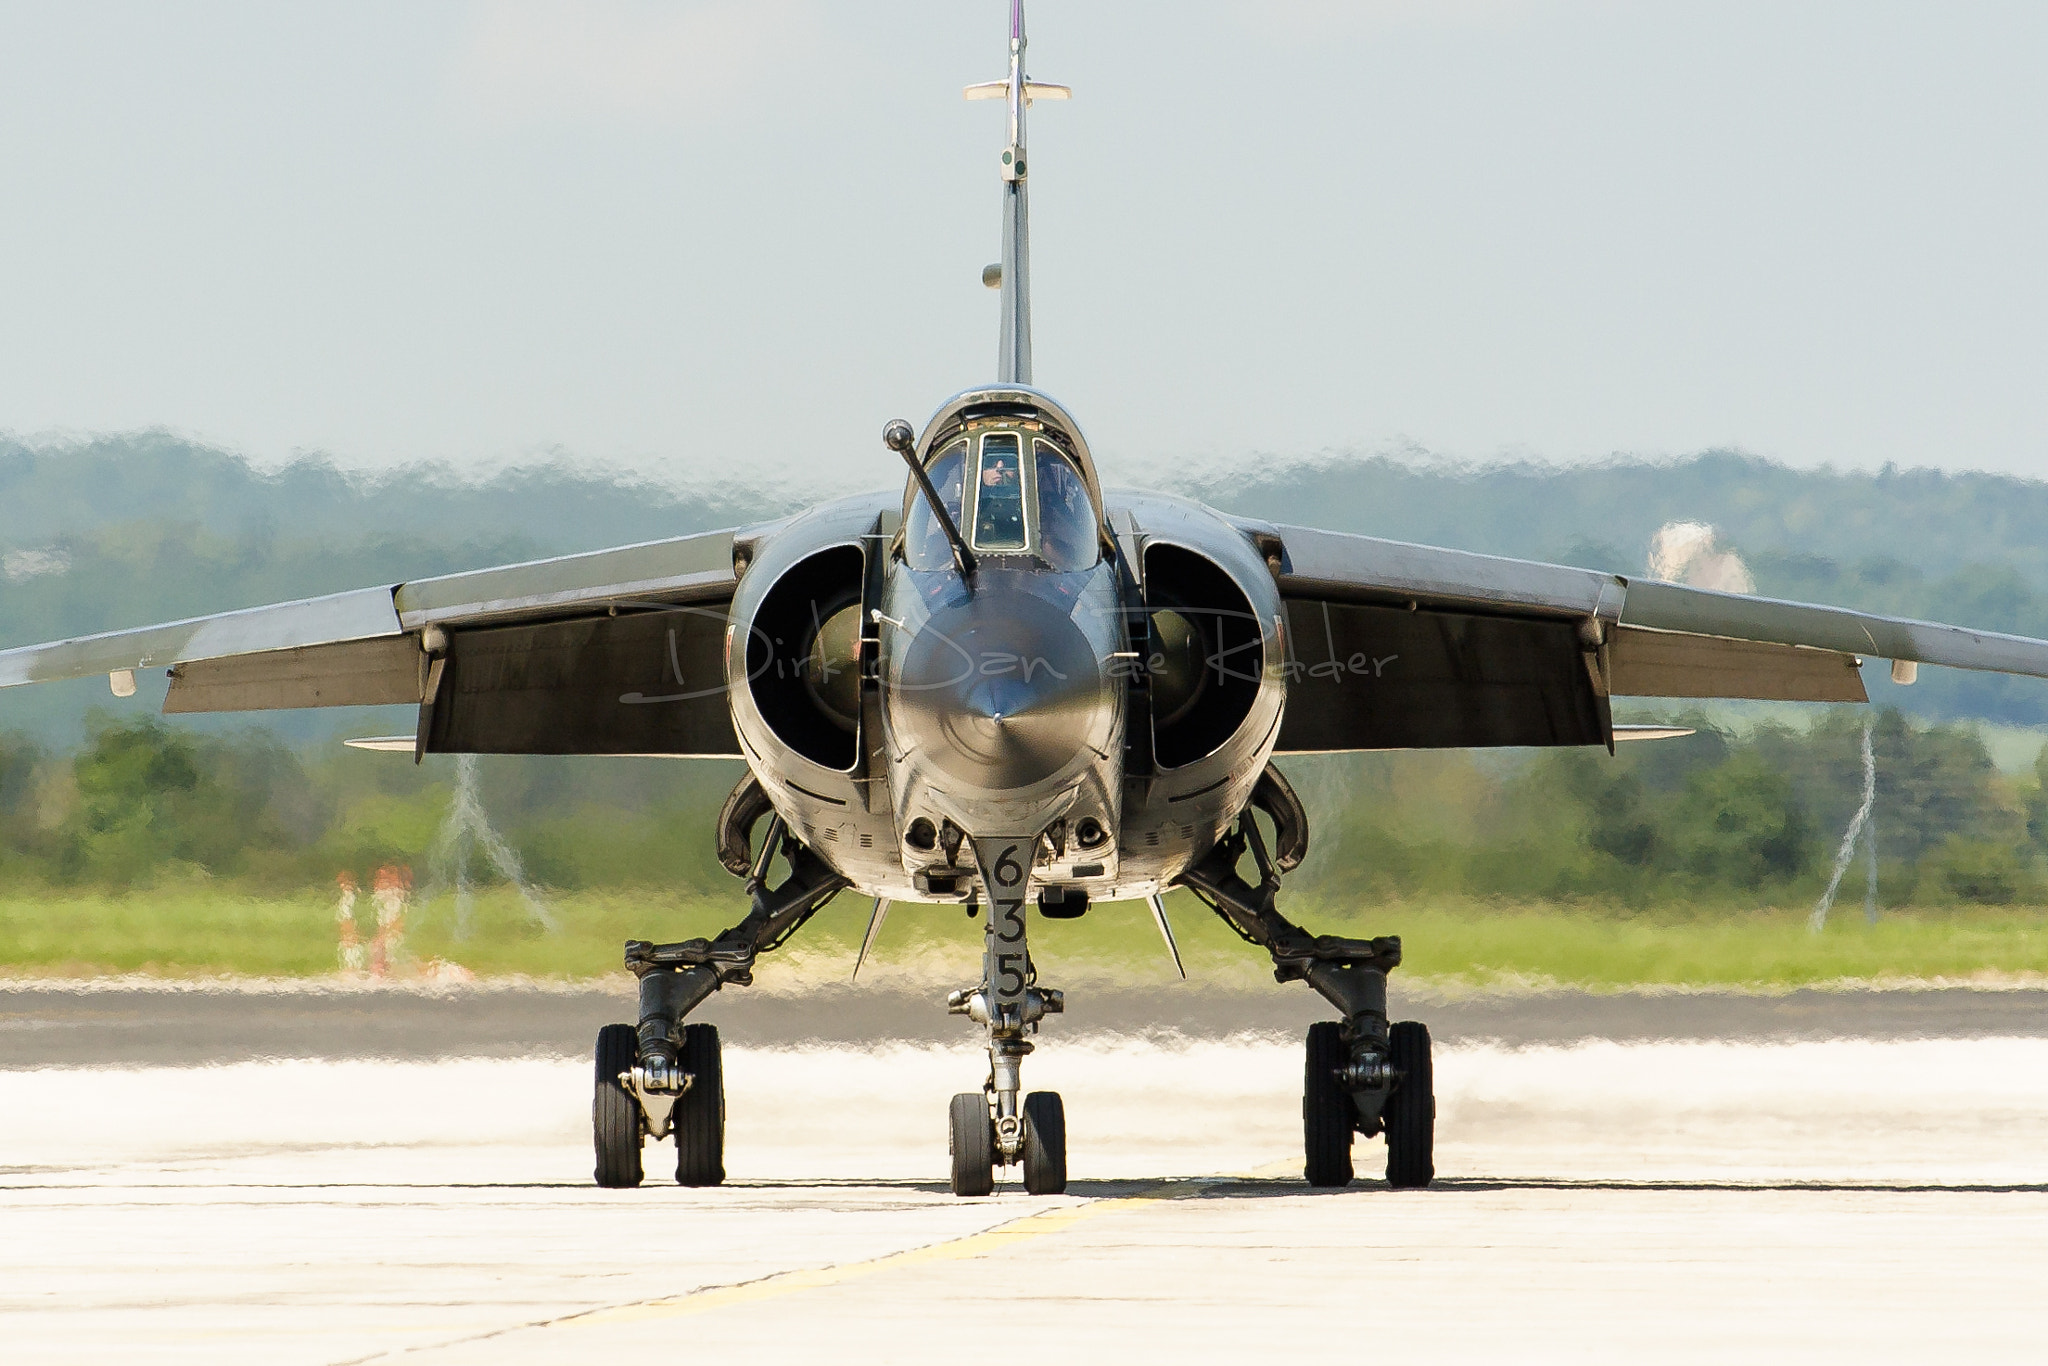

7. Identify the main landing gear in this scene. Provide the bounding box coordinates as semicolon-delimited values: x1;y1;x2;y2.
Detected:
1180;769;1436;1189
591;800;848;1189
594;1020;726;1187
944;831;1069;1197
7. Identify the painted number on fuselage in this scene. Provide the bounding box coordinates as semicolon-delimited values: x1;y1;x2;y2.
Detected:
984;839;1029;1007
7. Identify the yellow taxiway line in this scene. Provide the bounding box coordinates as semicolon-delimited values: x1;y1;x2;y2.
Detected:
566;1160;1300;1330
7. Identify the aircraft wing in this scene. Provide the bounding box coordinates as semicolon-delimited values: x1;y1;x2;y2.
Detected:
0;527;750;758
1244;520;2048;753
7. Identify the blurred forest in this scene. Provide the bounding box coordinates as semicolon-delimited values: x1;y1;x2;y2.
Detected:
1284;707;2048;911
6;433;2048;910
1;707;2042;915
0;716;743;898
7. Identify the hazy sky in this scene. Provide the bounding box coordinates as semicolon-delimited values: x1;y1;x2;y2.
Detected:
0;1;2043;489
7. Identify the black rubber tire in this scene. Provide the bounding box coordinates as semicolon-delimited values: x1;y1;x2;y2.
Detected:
674;1023;726;1187
948;1092;995;1197
1302;1021;1354;1188
1021;1091;1067;1196
592;1023;644;1189
1384;1020;1436;1189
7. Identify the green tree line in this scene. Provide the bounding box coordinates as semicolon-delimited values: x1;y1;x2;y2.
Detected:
4;709;2046;912
1284;707;2048;911
0;716;741;898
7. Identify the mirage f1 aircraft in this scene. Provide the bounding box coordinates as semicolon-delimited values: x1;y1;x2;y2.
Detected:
9;3;2048;1196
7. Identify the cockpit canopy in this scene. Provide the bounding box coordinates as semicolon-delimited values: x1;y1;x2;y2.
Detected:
904;422;1101;573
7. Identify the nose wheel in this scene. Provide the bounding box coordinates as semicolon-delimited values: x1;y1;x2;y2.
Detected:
949;1089;1067;1196
1021;1090;1067;1195
949;1092;995;1196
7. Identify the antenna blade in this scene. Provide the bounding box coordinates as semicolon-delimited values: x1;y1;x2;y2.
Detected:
853;898;892;982
1147;894;1186;980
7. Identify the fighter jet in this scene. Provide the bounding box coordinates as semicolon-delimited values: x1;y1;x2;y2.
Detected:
6;2;2048;1196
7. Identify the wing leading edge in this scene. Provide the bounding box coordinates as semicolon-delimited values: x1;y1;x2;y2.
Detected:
1254;520;2048;679
0;586;404;690
0;526;751;758
1244;519;2048;754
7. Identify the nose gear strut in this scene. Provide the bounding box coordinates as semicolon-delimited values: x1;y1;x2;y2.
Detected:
945;831;1069;1197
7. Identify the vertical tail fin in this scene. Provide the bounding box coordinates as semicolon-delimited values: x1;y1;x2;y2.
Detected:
965;1;1067;386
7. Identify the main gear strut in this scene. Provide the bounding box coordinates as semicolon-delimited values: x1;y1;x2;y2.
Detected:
626;813;847;1097
1176;764;1434;1189
591;810;848;1185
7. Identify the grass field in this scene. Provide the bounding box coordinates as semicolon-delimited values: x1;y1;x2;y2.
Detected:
2;883;2046;990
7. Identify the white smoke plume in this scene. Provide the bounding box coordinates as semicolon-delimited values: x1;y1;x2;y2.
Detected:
1646;520;1755;594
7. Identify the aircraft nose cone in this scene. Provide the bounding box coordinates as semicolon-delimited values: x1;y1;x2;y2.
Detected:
960;677;1016;728
890;589;1107;790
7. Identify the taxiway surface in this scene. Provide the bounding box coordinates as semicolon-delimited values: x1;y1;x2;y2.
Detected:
4;986;2046;1363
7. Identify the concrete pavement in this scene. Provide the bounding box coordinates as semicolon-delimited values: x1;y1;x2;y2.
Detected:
4;1033;2048;1363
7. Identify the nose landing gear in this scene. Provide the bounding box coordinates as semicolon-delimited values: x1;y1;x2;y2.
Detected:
945;832;1070;1197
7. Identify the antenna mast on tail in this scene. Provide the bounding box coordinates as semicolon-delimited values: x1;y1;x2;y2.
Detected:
966;0;1067;386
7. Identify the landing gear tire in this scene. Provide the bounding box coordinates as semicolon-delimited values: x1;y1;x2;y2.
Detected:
592;1023;644;1189
674;1023;726;1187
1384;1020;1435;1189
1021;1091;1067;1195
1302;1021;1354;1189
949;1092;995;1197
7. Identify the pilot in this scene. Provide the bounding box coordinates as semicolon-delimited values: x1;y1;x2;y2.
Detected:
976;449;1026;547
